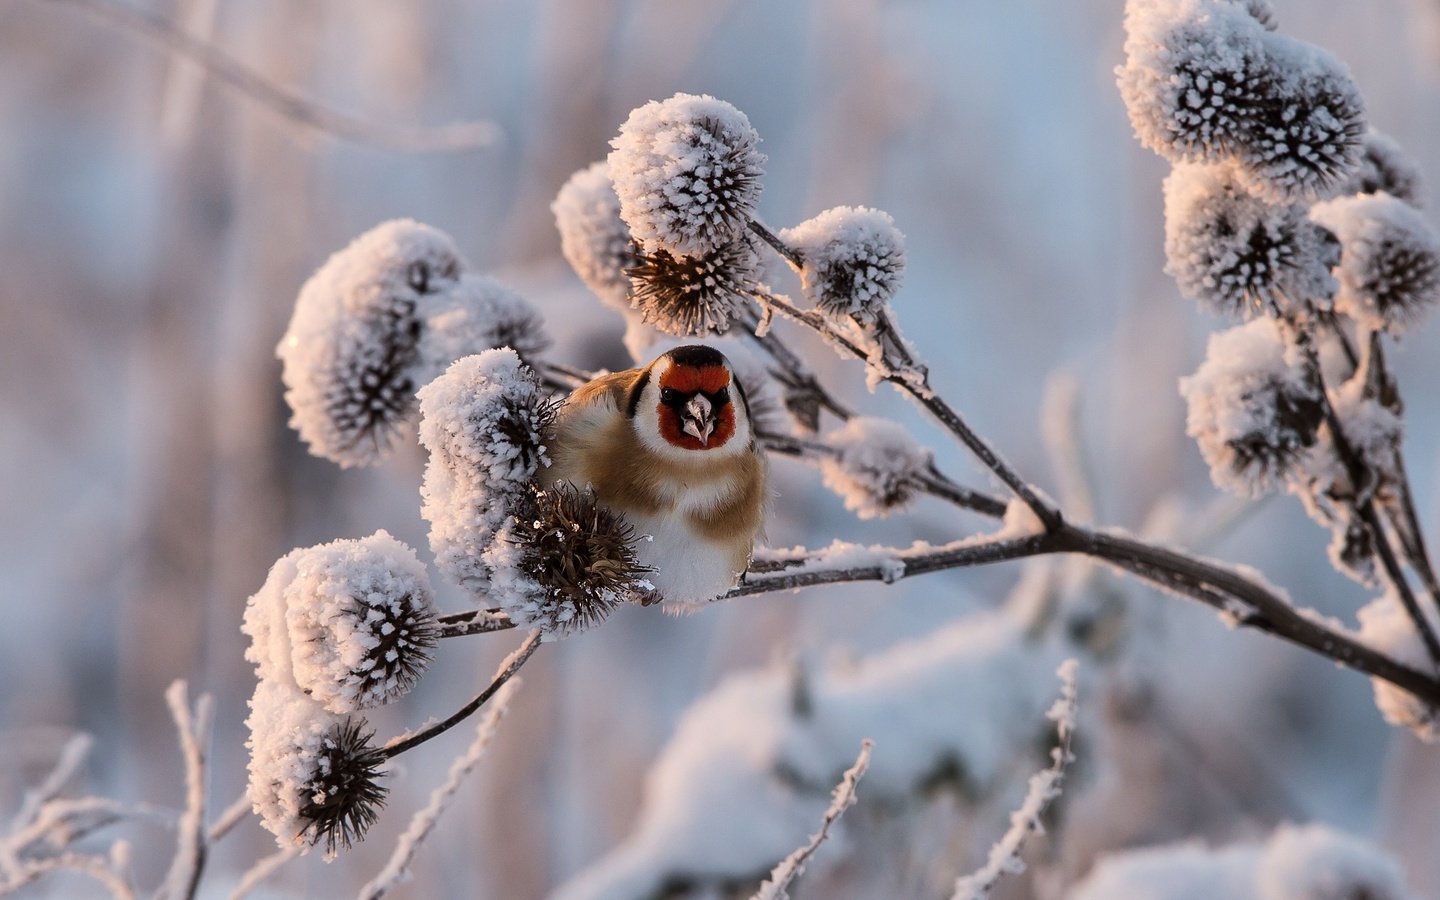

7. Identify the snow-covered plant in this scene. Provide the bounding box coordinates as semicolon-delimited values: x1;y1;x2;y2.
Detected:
551;160;635;311
818;416;932;519
1344;130;1425;205
624;229;764;335
1311;192;1440;333
781;206;906;324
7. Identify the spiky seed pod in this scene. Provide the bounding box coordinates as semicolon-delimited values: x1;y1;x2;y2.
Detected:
1342;131;1424;206
780;206;907;323
552;161;637;310
626;231;762;336
1311;193;1440;334
245;682;388;857
1232;46;1366;203
608;93;766;256
417;350;556;598
1357;593;1440;743
1117;0;1273;165
279;219;466;468
502;483;652;638
283;531;439;714
1179;318;1324;497
297;718;388;857
418;273;551;378
1164;163;1337;317
1118;1;1364;201
819;417;932;519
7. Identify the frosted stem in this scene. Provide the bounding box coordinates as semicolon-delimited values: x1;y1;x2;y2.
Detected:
157;681;213;900
37;0;502;153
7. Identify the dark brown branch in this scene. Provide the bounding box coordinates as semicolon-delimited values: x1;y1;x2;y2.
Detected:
749;220;805;271
438;609;518;638
36;0;501;154
382;631;541;759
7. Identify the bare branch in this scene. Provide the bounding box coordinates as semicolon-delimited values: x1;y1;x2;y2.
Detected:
34;0;502;154
157;681;214;900
227;847;299;900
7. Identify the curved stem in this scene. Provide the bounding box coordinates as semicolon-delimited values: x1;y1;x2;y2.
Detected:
382;631;541;759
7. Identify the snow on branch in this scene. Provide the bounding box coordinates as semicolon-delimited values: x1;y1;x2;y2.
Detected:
156;681;215;900
751;740;872;900
950;659;1079;900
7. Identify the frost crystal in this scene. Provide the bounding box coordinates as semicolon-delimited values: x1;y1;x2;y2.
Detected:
1311;193;1440;333
1357;593;1440;743
819;417;931;519
417;349;554;597
608;93;765;256
283;531;438;714
626;230;762;336
1164;163;1337;317
1341;130;1425;206
1179;318;1323;496
245;681;388;857
781;206;906;321
552;161;636;310
279;220;464;467
1119;0;1364;201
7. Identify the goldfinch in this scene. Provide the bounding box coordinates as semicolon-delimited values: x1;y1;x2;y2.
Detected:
543;345;766;606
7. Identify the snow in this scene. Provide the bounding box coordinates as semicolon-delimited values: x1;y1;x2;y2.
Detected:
1179;317;1321;496
416;349;550;598
1357;592;1440;742
243;680;346;854
780;206;907;321
552;161;635;311
608;93;766;256
553;606;1067;899
1163;162;1337;318
1068;823;1414;900
1310;192;1440;334
818;416;931;520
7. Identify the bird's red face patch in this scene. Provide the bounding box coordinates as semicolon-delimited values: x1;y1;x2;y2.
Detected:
657;364;736;451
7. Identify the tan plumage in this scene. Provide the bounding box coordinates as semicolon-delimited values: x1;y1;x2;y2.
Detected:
542;346;766;606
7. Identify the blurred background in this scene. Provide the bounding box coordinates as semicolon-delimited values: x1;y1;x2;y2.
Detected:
5;0;1440;896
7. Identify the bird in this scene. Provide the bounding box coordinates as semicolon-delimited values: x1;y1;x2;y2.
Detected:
542;344;766;607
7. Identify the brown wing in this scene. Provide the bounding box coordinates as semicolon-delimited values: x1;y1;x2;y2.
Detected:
562;366;645;414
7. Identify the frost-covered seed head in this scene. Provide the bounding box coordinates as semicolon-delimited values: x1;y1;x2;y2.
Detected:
552;161;637;310
1256;824;1412;900
1180;318;1324;496
245;682;387;857
508;483;652;637
418;350;555;597
1164;163;1337;317
626;231;762;336
1311;193;1440;334
1342;131;1424;206
781;206;906;322
417;273;550;379
1327;518;1377;587
1357;593;1440;743
1118;1;1364;201
819;417;932;519
279;220;466;468
1239;0;1278;30
608;93;766;256
284;531;438;714
1118;0;1274;164
296;718;387;857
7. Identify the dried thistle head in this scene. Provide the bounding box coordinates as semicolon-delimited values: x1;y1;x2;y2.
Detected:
509;483;652;638
298;718;388;858
781;206;907;323
626;232;761;336
608;93;766;256
419;275;551;379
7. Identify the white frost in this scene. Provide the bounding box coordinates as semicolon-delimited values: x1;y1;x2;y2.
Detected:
1311;192;1440;334
552;160;635;311
1357;592;1440;742
819;417;931;520
781;206;906;320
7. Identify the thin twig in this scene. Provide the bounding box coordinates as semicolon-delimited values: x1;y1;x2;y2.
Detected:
359;680;520;900
437;608;518;639
206;794;251;844
157;681;213;900
34;0;502;153
382;631;541;759
227;847;299;900
749;220;805;271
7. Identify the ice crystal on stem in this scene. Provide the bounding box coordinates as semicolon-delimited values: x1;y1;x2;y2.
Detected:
1164;162;1337;318
609;92;765;256
1311;192;1440;334
1179;318;1324;496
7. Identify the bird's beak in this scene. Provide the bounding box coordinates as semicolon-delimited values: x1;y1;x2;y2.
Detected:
682;394;715;446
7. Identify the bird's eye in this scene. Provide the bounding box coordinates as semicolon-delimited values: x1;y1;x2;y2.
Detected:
407;261;431;293
712;387;730;405
660;388;681;405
